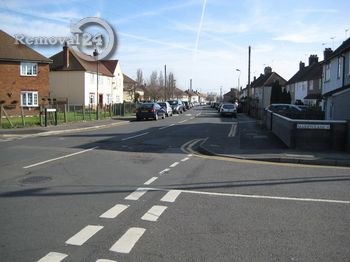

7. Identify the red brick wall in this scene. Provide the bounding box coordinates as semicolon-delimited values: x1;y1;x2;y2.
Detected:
0;61;50;116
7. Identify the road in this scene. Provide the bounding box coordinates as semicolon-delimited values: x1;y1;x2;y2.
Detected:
0;106;349;262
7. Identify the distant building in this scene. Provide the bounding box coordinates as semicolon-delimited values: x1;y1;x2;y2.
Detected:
123;74;144;102
251;66;287;109
286;55;322;106
322;38;350;120
223;88;239;102
0;30;52;115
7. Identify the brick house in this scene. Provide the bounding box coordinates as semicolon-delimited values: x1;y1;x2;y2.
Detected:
286;55;322;106
0;30;52;115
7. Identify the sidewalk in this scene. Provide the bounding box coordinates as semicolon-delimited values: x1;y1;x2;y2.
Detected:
198;114;350;167
0;116;133;138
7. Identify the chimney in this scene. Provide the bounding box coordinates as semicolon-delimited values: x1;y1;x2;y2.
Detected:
308;55;318;66
323;48;333;61
63;42;69;68
253;76;256;81
264;66;272;75
299;61;305;71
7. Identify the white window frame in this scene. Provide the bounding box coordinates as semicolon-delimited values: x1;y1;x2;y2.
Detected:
20;62;38;76
325;63;331;82
21;91;38;107
337;57;342;79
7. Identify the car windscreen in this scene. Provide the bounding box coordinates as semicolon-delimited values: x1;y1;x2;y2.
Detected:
168;101;178;105
158;103;166;107
223;104;235;109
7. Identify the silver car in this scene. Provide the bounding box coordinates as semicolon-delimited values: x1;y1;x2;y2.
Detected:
157;102;173;117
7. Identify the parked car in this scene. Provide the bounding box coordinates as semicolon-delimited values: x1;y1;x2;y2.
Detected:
265;104;302;113
157;101;173;117
136;103;166;121
220;103;237;117
167;100;184;114
183;101;190;110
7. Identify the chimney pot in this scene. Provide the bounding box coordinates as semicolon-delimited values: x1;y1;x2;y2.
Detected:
299;61;305;71
323;48;333;61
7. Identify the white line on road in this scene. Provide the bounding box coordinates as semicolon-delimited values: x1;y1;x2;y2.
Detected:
121;132;149;141
125;188;148;200
110;227;146;254
96;259;117;262
181;157;190;162
178;119;188;124
141;205;168;222
144;176;158;185
158;126;169;130
180;189;350;204
23;147;98;169
159;168;170;175
190;117;195;120
187;154;193;157
169;123;176;126
169;162;179;168
228;123;238;137
100;204;129;219
161;190;182;203
65;225;103;246
37;252;68;262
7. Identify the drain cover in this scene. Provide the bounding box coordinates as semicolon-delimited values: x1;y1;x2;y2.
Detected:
20;176;52;184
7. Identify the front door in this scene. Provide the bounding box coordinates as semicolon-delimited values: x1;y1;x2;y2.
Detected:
99;94;103;108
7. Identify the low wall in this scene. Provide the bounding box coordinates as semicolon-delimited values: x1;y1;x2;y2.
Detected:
265;110;348;151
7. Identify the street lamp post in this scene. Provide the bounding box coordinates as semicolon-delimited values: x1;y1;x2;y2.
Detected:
236;69;241;91
93;49;99;120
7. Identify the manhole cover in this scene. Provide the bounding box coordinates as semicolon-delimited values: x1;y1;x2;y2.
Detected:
20;176;52;184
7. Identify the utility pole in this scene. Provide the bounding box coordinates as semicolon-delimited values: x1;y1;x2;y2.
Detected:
164;65;167;101
190;78;192;91
248;46;251;115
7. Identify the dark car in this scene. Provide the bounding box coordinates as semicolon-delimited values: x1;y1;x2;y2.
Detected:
167;100;184;114
157;101;173;117
136;103;166;121
183;101;190;110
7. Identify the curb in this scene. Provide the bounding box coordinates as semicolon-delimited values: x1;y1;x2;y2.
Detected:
197;144;350;168
0;120;130;139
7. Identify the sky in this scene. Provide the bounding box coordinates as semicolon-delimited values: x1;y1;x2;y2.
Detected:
1;0;350;95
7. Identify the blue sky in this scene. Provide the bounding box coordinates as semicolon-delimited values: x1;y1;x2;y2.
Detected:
1;0;349;94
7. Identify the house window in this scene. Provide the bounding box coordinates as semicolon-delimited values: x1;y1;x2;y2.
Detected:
309;80;313;91
21;91;38;107
89;93;95;104
106;94;112;104
20;62;38;76
325;63;331;81
337;57;342;79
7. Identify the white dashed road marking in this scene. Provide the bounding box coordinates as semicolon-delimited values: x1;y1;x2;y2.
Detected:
65;225;103;246
161;190;182;203
100;204;129;219
23;147;97;169
110;227;146;254
37;252;68;262
96;259;117;262
181;157;190;162
141;205;168;222
178;119;188;123
169;162;179;168
144;176;158;185
125;188;148;201
187;154;193;157
121;132;149;141
159;168;170;175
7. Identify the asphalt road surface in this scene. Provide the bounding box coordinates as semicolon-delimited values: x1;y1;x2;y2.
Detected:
0;106;349;262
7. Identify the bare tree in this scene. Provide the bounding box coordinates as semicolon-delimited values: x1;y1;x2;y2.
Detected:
145;71;161;101
136;68;143;86
167;72;176;99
